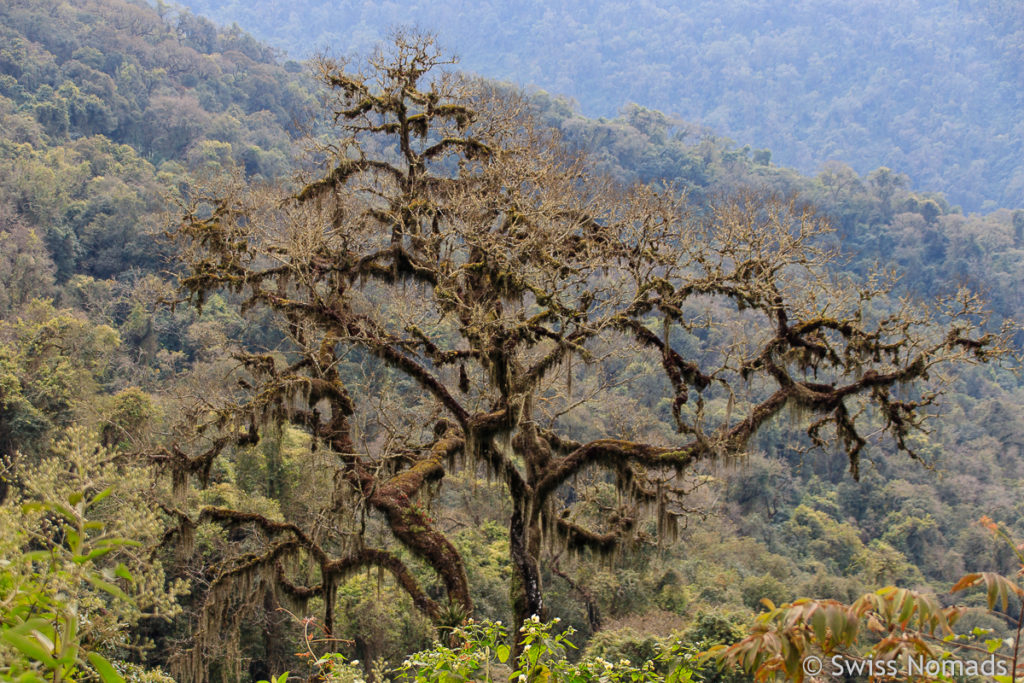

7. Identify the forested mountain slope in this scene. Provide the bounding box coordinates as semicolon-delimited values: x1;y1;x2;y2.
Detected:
0;0;312;277
1;2;1024;680
167;0;1024;213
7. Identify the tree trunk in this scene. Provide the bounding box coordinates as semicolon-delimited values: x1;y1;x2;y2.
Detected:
510;504;545;660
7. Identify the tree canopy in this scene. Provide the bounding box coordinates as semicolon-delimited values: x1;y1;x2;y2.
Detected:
167;34;1009;661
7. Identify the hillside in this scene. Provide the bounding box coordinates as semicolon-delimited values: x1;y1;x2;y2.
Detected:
167;0;1024;214
1;2;1023;681
0;0;315;280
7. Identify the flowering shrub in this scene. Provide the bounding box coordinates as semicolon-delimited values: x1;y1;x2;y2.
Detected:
263;616;707;682
392;616;700;683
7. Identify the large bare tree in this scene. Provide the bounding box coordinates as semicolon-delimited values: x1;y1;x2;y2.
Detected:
167;33;1008;657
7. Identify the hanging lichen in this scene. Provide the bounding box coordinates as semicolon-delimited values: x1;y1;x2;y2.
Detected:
164;33;1007;672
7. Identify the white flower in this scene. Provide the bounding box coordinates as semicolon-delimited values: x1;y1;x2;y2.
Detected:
518;676;527;683
531;614;540;622
552;617;561;624
350;660;360;666
495;620;502;626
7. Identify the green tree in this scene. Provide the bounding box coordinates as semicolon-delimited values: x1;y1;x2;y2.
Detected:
0;300;120;474
0;204;55;317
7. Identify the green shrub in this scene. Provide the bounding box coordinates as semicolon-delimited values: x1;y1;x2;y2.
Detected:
0;428;184;682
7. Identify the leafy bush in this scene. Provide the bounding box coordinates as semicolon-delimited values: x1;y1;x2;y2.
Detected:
717;515;1024;682
261;617;741;683
0;428;184;682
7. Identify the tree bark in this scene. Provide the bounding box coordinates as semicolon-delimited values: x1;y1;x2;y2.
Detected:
510;503;545;659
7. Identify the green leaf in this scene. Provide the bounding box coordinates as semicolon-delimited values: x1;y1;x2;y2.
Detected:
15;550;54;564
85;574;131;602
29;630;54;655
2;631;58;667
49;502;78;523
73;547;113;564
810;608;827;644
96;537;141;548
87;652;126;683
986;638;1003;653
496;644;510;663
897;593;916;625
7;618;54;637
114;563;134;582
88;487;113;507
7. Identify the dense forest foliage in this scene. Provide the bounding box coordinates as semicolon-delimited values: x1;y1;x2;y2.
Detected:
168;0;1024;214
1;1;1024;681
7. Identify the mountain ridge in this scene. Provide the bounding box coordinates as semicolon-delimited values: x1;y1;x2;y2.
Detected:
166;0;1024;213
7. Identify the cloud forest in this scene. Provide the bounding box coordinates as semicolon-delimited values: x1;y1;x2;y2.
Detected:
0;2;1023;682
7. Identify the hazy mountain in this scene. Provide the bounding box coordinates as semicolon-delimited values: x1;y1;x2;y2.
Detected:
164;0;1024;214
